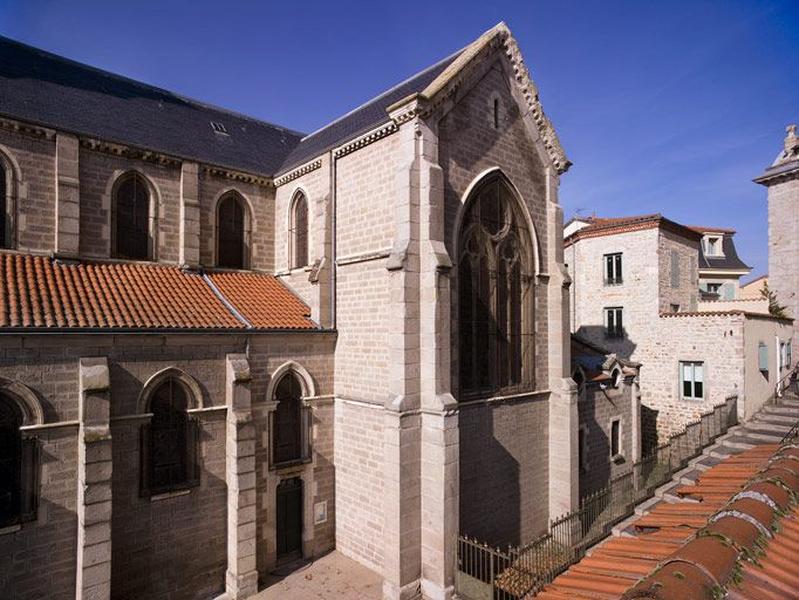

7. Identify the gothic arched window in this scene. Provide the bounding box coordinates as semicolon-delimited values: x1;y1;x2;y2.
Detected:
141;377;199;496
113;172;151;260
272;372;308;467
0;393;38;526
290;192;309;269
217;192;247;269
458;175;535;397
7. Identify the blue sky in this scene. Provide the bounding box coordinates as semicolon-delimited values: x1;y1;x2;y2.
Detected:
1;0;797;277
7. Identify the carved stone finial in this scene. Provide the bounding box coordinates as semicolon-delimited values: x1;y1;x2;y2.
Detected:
785;124;798;153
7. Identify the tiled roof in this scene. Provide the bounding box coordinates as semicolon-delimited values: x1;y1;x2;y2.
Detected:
0;36;304;176
207;271;313;330
564;214;701;246
0;252;315;331
536;443;799;600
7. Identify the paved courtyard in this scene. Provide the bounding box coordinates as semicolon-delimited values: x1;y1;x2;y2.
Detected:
254;551;382;600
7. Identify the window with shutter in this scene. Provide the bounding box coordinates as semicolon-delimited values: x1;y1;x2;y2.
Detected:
758;343;769;373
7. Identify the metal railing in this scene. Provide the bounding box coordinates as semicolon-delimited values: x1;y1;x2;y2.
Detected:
456;395;738;600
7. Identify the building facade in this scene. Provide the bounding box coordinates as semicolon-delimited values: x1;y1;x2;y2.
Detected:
0;23;579;600
565;214;792;443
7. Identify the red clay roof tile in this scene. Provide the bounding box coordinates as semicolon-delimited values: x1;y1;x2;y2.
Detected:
0;252;316;331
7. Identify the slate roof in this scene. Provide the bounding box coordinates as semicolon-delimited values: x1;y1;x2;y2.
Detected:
0;35;304;175
0;34;466;178
276;51;460;174
688;228;751;272
0;252;315;331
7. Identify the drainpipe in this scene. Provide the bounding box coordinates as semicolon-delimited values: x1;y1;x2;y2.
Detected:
329;150;337;329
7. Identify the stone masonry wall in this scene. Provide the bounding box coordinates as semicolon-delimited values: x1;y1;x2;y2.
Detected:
0;128;56;254
198;169;274;271
643;314;744;440
0;331;335;600
333;399;385;573
657;228;698;314
569;227;660;362
439;60;551;393
578;380;635;499
767;175;799;341
458;395;550;546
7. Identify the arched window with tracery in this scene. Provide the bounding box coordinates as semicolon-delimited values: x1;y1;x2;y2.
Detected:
458;174;535;397
271;372;310;467
113;172;151;260
217;192;247;269
0;393;38;526
289;192;309;269
140;377;199;496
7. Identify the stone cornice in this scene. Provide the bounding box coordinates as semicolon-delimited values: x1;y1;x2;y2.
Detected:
201;165;271;187
0;116;55;140
333;121;399;160
274;158;323;187
80;138;182;167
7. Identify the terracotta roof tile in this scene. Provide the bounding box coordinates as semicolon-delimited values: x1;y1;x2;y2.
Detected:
206;271;315;330
564;213;702;246
0;252;316;331
536;443;799;600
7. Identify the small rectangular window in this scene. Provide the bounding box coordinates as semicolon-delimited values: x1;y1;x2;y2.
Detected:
680;361;704;400
706;283;722;295
704;236;721;256
670;304;680;313
758;342;769;373
605;307;624;338
610;419;621;457
604;253;623;285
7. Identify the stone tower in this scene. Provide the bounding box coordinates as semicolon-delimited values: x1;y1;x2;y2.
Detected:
755;124;799;342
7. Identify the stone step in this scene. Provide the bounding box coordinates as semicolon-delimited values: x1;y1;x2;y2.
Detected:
745;422;793;434
740;428;786;443
722;436;757;450
753;413;798;426
692;454;724;470
709;444;745;459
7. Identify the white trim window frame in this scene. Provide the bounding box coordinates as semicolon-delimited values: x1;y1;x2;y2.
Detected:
680;361;704;401
604;306;624;338
604;253;623;285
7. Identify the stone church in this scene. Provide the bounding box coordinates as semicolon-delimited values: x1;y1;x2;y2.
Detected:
0;22;578;600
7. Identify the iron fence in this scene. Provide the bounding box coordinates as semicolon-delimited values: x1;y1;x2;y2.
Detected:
456;395;738;600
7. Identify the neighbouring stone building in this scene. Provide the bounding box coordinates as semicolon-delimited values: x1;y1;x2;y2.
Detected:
755;124;799;343
571;336;641;499
0;23;581;600
565;214;793;444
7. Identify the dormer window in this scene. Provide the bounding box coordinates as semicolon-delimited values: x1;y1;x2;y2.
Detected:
703;235;722;257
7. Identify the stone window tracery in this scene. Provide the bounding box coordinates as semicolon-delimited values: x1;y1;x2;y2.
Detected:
271;372;310;468
458;175;535;397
